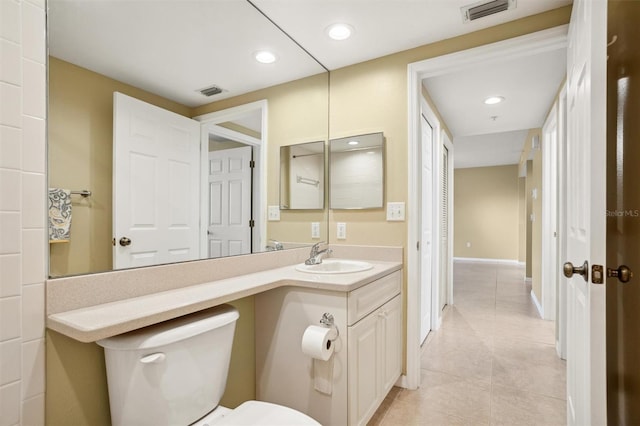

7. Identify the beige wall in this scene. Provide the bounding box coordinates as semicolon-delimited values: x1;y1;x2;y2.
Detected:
48;57;192;277
453;165;520;260
192;73;330;245
44;6;571;426
48;58;329;277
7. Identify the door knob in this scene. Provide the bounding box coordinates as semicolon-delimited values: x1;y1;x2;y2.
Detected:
119;237;132;247
607;265;633;283
563;260;589;282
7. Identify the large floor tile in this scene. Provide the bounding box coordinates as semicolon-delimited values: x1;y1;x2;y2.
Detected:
370;261;566;426
490;385;566;426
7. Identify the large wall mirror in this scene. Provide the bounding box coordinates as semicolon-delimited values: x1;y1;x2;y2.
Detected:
47;0;329;277
329;132;385;209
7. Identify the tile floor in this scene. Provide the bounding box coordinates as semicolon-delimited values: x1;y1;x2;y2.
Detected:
369;261;567;425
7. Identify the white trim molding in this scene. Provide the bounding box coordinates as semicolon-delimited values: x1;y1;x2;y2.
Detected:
530;289;544;319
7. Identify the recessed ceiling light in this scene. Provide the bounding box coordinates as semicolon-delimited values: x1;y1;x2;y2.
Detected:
348;140;359;145
326;23;354;41
255;51;277;64
484;96;505;105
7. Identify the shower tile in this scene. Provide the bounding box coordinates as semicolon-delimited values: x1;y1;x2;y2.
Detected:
0;339;21;386
0;126;21;170
21;2;45;64
0;255;20;298
22;60;45;119
0;39;21;86
0;381;21;426
21;116;44;174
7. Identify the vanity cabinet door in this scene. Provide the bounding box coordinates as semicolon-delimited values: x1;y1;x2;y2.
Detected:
348;294;402;426
348;307;382;426
381;295;402;393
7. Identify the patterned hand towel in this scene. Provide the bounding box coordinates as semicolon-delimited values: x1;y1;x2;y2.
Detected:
49;188;72;243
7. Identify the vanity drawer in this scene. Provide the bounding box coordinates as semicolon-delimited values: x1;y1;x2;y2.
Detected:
347;270;401;326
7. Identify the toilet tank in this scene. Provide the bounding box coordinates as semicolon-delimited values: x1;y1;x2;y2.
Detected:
97;305;239;426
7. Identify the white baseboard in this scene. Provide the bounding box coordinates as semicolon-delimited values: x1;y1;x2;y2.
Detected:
530;289;544;318
454;257;520;265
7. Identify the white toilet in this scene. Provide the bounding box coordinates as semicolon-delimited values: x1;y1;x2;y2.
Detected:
97;305;320;426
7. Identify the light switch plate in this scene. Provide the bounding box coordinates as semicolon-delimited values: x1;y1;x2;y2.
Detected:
337;222;346;240
386;202;405;221
268;205;280;221
311;222;320;239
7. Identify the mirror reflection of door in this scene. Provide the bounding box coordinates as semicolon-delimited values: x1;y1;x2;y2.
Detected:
207;143;253;258
113;92;200;270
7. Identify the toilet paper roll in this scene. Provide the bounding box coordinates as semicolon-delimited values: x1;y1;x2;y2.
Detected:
301;325;335;361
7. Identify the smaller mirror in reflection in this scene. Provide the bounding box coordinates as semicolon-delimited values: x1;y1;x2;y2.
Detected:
280;141;325;210
330;132;384;209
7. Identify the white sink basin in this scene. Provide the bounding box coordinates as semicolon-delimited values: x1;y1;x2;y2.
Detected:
295;259;373;274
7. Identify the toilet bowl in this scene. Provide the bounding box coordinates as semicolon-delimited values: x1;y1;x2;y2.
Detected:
97;305;320;426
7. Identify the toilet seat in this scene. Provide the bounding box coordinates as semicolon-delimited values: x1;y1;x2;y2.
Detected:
202;401;321;426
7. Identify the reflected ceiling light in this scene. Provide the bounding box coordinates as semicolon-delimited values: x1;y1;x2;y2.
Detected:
348;140;359;145
255;51;277;64
484;96;505;105
326;23;354;41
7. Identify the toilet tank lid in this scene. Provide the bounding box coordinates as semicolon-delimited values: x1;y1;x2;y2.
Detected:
96;304;239;350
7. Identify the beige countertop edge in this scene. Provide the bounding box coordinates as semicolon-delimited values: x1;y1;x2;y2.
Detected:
47;261;402;343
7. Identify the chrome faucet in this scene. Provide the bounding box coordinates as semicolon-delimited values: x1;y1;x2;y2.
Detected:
266;239;284;251
305;242;333;265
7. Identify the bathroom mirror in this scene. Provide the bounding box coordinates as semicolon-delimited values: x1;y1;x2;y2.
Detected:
279;141;326;210
329;133;385;209
47;0;329;277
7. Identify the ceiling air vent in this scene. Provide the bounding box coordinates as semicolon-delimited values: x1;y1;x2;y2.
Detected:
461;0;516;23
198;85;223;97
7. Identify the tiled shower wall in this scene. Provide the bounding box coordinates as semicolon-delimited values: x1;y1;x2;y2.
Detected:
0;0;47;425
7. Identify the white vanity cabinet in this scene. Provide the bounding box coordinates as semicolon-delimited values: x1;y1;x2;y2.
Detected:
347;272;402;426
255;268;402;426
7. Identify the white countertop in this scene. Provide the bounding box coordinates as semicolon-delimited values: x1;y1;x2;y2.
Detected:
47;260;401;343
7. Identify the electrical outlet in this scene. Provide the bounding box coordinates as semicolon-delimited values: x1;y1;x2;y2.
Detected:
337;222;347;240
386;202;405;221
311;222;320;239
268;205;280;221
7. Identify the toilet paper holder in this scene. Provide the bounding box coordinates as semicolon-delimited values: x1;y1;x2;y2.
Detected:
319;313;339;341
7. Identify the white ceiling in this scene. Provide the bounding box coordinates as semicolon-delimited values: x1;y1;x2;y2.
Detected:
48;0;572;168
453;130;530;169
423;47;567;168
253;0;572;70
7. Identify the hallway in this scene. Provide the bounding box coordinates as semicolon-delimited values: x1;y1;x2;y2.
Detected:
370;261;566;425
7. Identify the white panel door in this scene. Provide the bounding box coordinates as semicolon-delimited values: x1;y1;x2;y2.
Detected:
208;146;252;258
420;114;434;344
113;92;200;269
565;0;607;424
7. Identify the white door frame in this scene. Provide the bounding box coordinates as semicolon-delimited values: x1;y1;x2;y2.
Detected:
556;84;568;360
406;25;569;390
194;100;268;256
542;101;559;321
